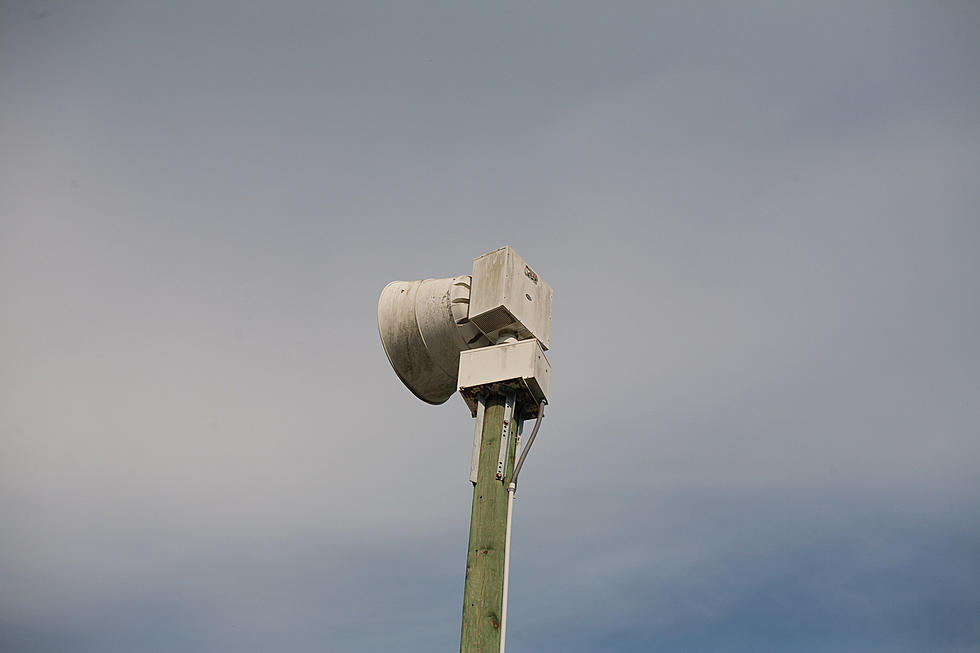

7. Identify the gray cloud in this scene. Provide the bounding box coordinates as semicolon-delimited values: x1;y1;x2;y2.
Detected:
1;2;978;651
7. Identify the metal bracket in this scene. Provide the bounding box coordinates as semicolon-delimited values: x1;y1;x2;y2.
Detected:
514;416;524;467
469;394;486;485
496;390;517;481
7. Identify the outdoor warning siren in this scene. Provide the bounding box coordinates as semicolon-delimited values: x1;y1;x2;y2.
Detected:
378;246;554;653
378;246;553;411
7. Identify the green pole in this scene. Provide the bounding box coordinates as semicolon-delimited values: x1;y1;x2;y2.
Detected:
460;393;518;653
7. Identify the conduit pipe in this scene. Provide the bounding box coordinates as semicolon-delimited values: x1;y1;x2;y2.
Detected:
499;400;545;653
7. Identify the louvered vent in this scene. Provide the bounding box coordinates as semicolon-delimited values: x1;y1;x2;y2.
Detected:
470;305;516;336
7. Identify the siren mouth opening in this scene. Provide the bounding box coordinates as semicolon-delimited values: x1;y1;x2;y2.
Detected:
377;276;487;405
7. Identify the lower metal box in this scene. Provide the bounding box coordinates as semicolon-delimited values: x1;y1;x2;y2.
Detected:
457;339;550;419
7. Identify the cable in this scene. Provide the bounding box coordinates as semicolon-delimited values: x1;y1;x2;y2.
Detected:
500;400;546;653
511;400;545;489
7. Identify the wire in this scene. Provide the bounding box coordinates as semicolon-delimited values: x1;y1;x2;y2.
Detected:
510;400;545;489
500;400;546;653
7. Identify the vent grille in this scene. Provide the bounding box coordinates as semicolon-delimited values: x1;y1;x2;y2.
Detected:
470;306;516;336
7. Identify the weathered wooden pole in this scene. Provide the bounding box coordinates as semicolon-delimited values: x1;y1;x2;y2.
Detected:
460;393;518;653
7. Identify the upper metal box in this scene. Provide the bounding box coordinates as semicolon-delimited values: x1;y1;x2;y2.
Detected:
469;246;552;349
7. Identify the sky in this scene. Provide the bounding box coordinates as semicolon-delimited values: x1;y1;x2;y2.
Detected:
1;2;978;652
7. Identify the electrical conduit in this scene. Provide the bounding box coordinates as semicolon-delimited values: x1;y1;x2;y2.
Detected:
499;400;545;653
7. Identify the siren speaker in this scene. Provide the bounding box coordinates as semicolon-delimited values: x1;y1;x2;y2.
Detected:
378;275;491;404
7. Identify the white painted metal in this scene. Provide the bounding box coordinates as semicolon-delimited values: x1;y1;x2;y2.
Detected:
378;275;490;404
458;339;550;418
496;391;516;481
469;395;486;485
469;246;553;350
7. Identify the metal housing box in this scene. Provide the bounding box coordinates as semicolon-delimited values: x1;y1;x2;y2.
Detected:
469;246;552;350
458;339;550;419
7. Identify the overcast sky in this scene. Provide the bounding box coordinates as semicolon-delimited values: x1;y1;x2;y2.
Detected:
1;2;978;652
